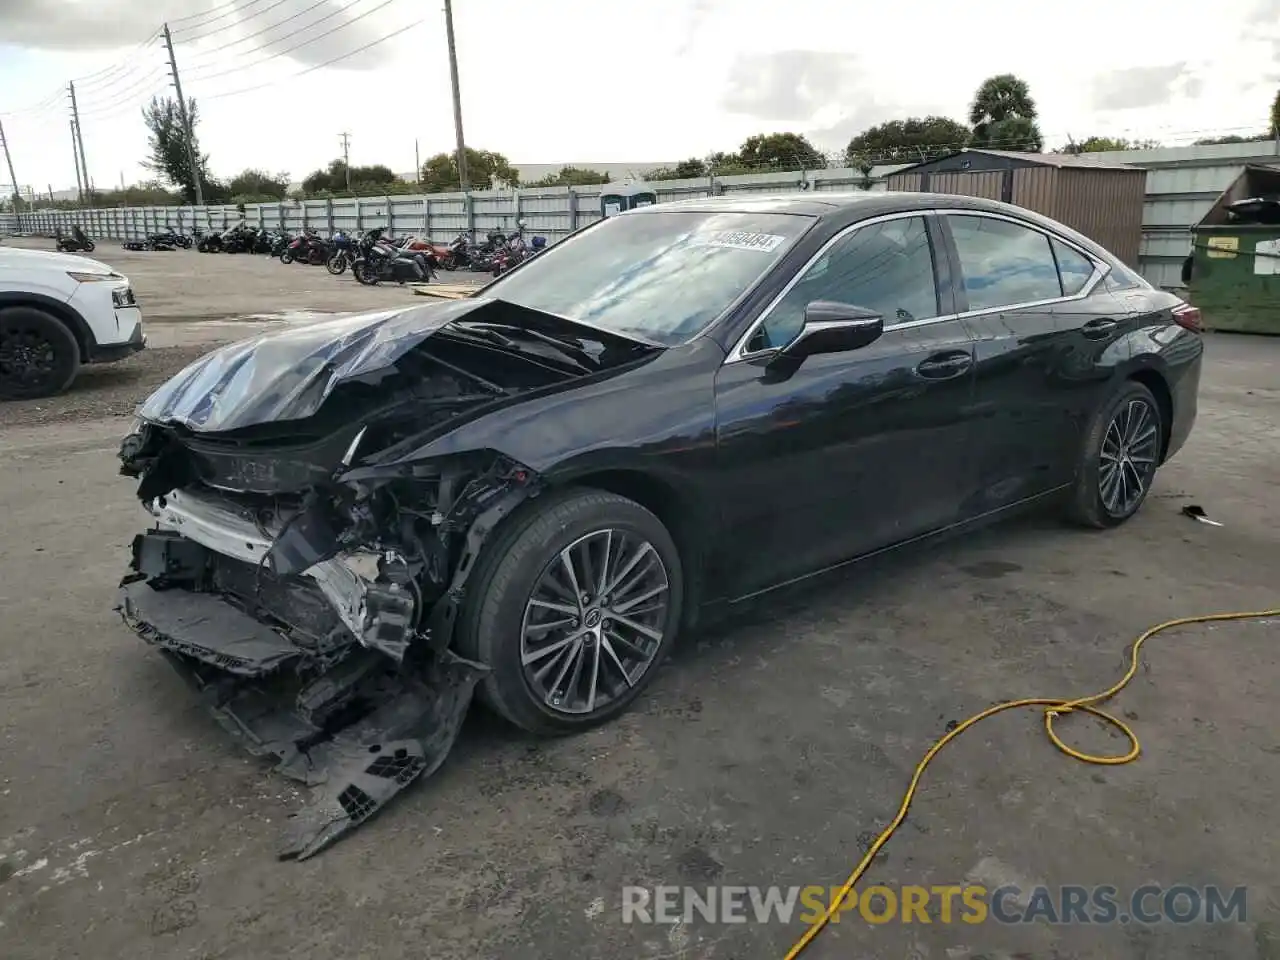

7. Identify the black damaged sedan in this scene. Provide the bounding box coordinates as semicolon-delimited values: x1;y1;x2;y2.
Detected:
117;192;1203;857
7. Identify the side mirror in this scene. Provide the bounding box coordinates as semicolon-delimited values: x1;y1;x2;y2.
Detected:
775;301;884;364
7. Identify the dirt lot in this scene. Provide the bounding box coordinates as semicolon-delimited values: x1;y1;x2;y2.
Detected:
0;247;1278;960
0;236;486;427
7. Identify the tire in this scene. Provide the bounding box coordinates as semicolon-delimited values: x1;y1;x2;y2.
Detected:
455;488;684;735
326;253;347;276
84;241;95;253
352;260;378;285
441;254;457;271
279;250;294;265
0;306;80;401
1063;380;1164;529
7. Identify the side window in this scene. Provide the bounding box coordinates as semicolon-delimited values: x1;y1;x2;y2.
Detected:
948;215;1062;311
750;216;938;352
1051;238;1095;296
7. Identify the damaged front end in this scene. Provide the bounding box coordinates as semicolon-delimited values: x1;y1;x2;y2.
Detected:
117;448;539;859
106;302;637;859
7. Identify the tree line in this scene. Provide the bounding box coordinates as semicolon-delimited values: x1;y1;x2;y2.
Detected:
34;78;1280;210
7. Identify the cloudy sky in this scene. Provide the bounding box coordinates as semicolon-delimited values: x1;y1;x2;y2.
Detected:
1;0;1278;194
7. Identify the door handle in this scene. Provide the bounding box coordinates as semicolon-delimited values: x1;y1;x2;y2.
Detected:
915;351;973;379
1082;318;1118;340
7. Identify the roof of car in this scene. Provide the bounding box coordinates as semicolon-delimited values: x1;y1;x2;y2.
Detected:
629;191;1122;262
631;191;1032;220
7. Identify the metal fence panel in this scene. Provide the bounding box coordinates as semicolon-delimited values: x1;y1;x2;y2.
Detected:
9;141;1280;287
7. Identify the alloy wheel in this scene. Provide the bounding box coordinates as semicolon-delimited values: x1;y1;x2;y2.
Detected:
519;528;671;716
1099;397;1159;517
0;327;59;390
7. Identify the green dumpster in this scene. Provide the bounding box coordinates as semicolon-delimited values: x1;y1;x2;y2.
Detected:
1187;164;1280;334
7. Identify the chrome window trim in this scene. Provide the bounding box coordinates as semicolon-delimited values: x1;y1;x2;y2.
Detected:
724;208;1109;365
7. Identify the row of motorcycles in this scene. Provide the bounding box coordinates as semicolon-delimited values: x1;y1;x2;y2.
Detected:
57;219;550;287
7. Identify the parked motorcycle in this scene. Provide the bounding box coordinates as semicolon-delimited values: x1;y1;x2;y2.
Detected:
196;229;224;253
55;225;95;253
281;230;329;265
270;231;294;258
325;231;359;275
351;228;435;285
439;232;477;270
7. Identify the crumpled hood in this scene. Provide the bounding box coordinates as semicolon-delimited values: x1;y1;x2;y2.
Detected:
139;298;500;432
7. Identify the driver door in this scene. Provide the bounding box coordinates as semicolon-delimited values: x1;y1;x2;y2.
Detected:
713;213;981;598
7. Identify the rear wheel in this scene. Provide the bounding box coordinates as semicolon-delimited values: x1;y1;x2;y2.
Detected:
0;307;80;401
455;489;683;735
1064;381;1163;528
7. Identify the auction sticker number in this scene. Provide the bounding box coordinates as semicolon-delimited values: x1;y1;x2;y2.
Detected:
698;231;787;253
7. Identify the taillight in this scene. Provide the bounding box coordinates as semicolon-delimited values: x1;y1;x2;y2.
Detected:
1172;302;1202;332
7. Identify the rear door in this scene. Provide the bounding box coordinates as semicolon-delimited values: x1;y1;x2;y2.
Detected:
939;212;1131;512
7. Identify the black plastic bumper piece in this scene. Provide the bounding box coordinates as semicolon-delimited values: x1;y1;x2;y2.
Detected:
117;574;488;860
119;577;303;676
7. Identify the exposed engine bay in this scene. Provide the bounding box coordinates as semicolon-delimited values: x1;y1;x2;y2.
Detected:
114;299;659;859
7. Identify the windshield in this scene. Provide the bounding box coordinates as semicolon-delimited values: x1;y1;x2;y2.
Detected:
480;210;814;346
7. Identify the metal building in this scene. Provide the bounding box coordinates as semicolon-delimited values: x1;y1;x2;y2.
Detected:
885;149;1147;268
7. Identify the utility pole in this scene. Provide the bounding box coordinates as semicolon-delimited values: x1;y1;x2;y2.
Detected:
163;23;204;206
0;119;20;211
70;120;84;204
443;0;469;190
339;131;352;191
68;83;91;202
414;138;420;183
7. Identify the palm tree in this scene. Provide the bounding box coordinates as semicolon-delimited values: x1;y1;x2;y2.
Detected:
969;74;1043;152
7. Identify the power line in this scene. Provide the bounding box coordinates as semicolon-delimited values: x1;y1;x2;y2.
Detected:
175;0;298;44
184;0;365;78
180;0;336;65
201;14;425;100
189;0;404;85
170;0;275;34
76;66;170;113
72;32;165;89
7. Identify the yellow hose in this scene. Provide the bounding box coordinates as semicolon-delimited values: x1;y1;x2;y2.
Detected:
784;607;1280;959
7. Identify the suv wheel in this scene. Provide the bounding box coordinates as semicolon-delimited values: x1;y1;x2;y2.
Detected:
0;306;80;400
455;489;684;735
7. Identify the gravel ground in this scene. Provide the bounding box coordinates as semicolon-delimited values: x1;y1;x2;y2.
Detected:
0;247;1278;960
0;234;489;428
0;345;214;428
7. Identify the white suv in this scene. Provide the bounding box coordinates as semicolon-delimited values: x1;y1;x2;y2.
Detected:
0;245;145;399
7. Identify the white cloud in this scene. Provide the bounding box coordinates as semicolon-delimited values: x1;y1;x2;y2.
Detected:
0;0;1274;195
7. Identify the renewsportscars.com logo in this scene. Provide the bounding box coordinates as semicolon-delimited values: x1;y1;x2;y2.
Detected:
621;884;1248;926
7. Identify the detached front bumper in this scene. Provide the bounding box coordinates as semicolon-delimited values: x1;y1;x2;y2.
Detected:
117;490;488;860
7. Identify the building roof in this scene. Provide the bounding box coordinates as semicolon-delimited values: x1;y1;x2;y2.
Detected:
965;148;1139;170
889;148;1140;175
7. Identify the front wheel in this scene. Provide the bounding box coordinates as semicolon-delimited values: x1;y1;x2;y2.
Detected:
326;253;347;275
352;260;379;285
0;306;80;401
455;489;684;735
279;250;294;264
83;241;95;253
1064;380;1164;529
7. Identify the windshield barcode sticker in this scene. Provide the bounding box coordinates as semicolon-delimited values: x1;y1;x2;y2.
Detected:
695;231;786;252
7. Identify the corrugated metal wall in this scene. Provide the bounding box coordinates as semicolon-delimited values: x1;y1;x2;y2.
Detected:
1045;168;1146;268
1009;165;1060;218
